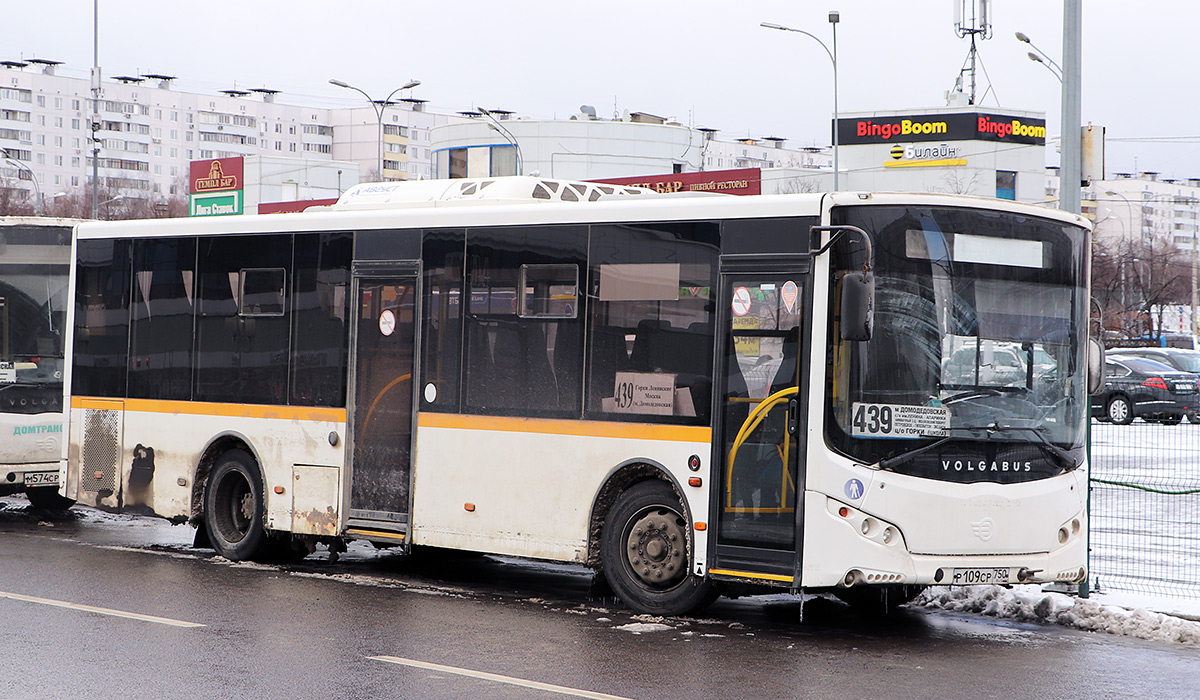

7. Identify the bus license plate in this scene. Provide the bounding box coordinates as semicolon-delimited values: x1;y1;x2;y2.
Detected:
950;567;1010;585
23;472;59;486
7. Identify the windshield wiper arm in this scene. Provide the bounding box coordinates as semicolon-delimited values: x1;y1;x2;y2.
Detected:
877;424;1079;472
964;423;1080;471
878;428;982;471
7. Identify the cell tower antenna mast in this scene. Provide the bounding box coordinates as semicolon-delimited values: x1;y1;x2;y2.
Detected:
949;0;993;105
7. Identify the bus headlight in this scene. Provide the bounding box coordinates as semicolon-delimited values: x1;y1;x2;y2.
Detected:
829;498;904;548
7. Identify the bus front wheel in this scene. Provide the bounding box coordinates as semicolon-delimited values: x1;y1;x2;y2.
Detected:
601;480;715;616
204;450;268;561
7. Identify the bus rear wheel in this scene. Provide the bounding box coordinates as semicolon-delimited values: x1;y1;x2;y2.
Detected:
204;450;268;561
601;480;715;616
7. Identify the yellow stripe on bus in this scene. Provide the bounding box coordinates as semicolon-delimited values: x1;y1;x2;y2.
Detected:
71;396;346;423
418;413;712;443
707;568;795;584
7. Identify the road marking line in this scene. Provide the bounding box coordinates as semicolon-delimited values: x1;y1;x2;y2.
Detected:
369;656;635;700
0;590;205;628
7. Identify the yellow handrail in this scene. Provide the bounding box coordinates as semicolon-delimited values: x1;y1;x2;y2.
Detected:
725;386;799;505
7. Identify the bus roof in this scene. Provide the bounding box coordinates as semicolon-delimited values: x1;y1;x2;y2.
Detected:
73;179;1090;240
327;176;682;210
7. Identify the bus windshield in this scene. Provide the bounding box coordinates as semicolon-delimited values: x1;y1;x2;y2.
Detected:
0;222;71;413
824;205;1089;482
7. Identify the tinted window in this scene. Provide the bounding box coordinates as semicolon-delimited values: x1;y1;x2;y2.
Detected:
195;235;291;404
420;229;466;413
128;237;196;400
463;225;586;416
72;239;131;398
291;232;352;407
721;217;816;255
1120;357;1179;373
586;222;719;424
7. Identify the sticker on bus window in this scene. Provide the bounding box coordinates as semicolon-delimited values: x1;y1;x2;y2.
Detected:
851;402;949;438
732;286;752;317
0;361;14;384
606;372;676;416
781;280;798;313
379;309;396;337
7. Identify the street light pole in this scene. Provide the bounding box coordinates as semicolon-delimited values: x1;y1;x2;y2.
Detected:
477;108;523;176
1060;0;1083;215
330;78;420;182
761;13;840;190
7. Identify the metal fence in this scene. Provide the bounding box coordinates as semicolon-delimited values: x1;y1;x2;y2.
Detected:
1088;419;1200;599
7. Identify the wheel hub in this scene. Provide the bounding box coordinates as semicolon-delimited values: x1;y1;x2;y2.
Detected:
626;508;686;587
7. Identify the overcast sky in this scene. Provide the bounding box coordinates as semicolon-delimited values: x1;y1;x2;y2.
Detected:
10;1;1199;180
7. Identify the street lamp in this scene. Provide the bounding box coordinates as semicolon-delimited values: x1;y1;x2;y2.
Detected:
329;78;421;182
1015;32;1063;76
761;11;840;190
98;194;128;219
1;149;42;214
476;107;523;176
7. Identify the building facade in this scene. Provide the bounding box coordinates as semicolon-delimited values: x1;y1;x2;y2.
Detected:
835;107;1048;203
0;59;453;210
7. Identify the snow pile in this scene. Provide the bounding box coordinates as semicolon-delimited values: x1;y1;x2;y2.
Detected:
917;585;1200;645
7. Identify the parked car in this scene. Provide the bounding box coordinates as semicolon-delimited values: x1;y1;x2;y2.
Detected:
1109;348;1200;422
1091;356;1200;425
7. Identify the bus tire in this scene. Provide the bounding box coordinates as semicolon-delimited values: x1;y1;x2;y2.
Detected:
204;449;269;561
25;486;74;512
601;480;715;616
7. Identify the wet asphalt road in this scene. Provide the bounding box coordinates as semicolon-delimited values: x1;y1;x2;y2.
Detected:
0;497;1196;700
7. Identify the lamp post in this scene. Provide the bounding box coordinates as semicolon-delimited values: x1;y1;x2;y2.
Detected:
98;194;127;220
329;78;421;182
476;108;523;176
1015;31;1063;79
1016;9;1082;216
1;149;42;214
761;11;840;191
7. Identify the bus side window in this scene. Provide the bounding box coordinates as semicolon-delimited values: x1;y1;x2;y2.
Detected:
462;226;586;417
585;221;719;425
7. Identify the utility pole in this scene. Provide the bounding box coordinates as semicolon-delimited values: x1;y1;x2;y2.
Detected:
1059;0;1082;214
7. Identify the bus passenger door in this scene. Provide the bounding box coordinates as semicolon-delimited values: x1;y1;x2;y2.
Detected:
348;267;419;539
709;267;809;585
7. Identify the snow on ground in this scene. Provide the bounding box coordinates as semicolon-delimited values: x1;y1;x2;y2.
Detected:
916;584;1200;646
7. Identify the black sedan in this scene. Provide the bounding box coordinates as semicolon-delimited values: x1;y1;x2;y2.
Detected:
1108;347;1200;422
1092;356;1200;424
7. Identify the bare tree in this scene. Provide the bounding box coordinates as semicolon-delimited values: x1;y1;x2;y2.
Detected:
772;176;821;194
1093;232;1190;343
928;169;983;196
0;179;36;216
1;185;188;220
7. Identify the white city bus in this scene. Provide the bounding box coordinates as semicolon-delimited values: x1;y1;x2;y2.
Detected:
62;178;1095;614
2;216;76;510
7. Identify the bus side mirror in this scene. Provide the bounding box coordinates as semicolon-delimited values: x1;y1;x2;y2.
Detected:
1087;337;1105;395
840;272;874;342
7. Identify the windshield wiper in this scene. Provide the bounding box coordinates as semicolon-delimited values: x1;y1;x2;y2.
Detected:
878;428;980;471
965;423;1080;471
877;424;1080;472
